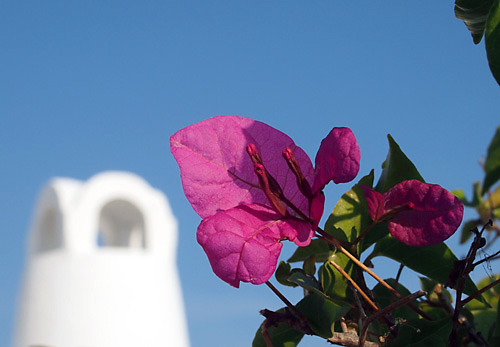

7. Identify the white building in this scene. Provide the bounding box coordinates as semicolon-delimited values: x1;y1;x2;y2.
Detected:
13;171;190;347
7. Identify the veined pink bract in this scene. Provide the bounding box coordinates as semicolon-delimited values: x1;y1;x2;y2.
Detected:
171;115;360;287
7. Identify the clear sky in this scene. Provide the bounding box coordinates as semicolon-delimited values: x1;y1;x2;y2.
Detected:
1;1;499;346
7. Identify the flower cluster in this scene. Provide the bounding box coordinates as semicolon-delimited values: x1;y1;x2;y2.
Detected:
170;116;359;287
170;116;463;287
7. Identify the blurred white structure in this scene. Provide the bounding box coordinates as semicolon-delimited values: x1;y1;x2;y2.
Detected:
13;171;190;347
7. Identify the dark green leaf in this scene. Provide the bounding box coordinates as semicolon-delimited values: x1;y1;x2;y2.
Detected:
388;317;452;347
455;0;494;44
486;2;500;86
275;261;299;287
287;271;324;297
459;219;480;244
491;299;500;345
369;236;480;298
295;292;350;338
288;239;331;263
320;252;355;303
466;274;500;310
373;279;418;321
252;310;304;347
472;309;497;341
482;126;500;193
324;171;374;246
302;255;316;276
375;135;424;193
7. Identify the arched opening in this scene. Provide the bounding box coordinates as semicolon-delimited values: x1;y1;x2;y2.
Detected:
36;208;63;253
98;200;146;249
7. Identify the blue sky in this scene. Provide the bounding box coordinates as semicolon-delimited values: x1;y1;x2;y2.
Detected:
1;1;499;346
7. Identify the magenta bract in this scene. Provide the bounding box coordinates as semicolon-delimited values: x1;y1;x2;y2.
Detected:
362;180;464;247
170;116;314;219
385;180;464;246
171;115;361;287
197;204;314;288
313;127;360;193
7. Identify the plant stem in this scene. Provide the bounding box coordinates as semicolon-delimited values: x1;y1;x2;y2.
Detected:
265;281;303;320
317;229;432;320
461;277;500;306
329;259;379;312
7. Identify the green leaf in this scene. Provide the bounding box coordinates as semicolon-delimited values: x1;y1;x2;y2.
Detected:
482;126;500;193
459;219;480;244
368;236;480;298
375;135;424;193
320;252;355;303
295;293;350;338
275;261;308;288
252;310;304;347
486;2;500;86
455;0;495;44
288;239;331;263
324;171;374;246
491;299;500;345
388;317;453;347
287;271;325;298
373;279;419;321
452;182;483;207
466;274;500;310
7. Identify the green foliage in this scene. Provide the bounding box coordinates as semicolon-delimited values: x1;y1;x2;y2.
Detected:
295;293;350;338
254;125;500;346
375;134;424;193
325;171;374;244
486;1;500;86
368;236;480;298
455;0;494;44
287;239;331;263
388;317;453;347
253;309;304;347
482;125;500;194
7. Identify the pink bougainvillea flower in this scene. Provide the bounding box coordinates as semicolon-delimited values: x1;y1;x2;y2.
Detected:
197;203;313;287
360;180;464;247
170;115;360;287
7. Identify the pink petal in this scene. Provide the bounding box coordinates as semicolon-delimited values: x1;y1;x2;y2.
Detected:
197;204;313;287
312;127;360;193
170;116;314;219
359;186;385;222
384;180;464;247
309;191;325;229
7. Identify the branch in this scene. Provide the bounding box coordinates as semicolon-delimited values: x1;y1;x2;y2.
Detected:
327;332;379;347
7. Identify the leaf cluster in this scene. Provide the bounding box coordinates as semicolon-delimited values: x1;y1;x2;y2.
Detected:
455;0;500;85
253;133;500;347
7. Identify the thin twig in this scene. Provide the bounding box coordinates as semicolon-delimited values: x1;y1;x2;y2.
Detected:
317;231;432;320
330;259;379;312
358;291;426;347
461;277;500;306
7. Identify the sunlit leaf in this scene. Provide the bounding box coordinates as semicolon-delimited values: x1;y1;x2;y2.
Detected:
324;171;374;245
482;126;500;193
320;252;355;304
375;135;424;193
